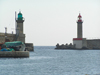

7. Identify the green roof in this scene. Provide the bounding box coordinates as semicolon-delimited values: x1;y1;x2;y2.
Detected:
4;41;24;47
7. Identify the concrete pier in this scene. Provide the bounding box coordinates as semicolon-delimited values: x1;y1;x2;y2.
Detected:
0;51;29;58
25;43;34;51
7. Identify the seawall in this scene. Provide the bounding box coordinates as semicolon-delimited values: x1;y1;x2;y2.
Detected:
0;51;29;57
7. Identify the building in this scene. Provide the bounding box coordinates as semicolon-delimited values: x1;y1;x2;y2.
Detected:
0;11;34;51
55;13;100;49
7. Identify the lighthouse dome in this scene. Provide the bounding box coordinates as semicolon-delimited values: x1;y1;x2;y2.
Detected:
77;13;83;22
17;11;23;20
78;13;82;18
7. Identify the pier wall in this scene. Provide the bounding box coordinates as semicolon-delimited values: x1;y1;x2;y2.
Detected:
0;33;34;51
0;33;25;43
87;39;100;49
55;39;100;49
0;51;29;57
25;43;34;51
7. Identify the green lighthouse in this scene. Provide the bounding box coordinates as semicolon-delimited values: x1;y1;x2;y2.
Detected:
16;11;25;43
16;11;24;34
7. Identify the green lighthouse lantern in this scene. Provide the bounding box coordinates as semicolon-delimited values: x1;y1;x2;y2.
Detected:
16;11;24;36
17;11;23;20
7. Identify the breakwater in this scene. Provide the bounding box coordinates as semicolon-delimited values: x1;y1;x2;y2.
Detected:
0;51;29;57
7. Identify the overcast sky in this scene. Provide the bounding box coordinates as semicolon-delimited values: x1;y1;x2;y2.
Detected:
0;0;100;46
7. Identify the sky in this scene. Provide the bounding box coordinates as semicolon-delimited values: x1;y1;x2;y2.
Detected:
0;0;100;46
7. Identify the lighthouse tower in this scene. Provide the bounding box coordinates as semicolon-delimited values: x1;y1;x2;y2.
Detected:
77;13;83;38
73;13;84;49
16;11;24;34
15;11;25;43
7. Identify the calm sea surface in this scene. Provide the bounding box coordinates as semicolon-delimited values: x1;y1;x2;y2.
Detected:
0;46;100;75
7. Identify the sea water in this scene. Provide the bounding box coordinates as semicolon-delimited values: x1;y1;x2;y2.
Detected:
0;46;100;75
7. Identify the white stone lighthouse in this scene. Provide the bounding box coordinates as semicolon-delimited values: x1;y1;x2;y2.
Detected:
73;13;84;49
55;13;100;49
77;13;83;38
